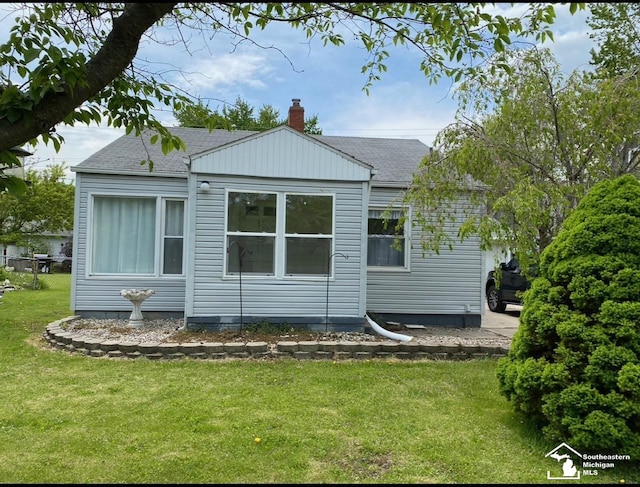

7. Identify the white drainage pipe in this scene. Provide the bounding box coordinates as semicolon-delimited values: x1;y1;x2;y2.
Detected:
365;313;414;342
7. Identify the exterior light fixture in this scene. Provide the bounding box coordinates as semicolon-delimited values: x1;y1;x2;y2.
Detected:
200;181;210;192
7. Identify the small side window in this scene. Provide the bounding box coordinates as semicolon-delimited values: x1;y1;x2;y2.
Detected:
367;209;406;267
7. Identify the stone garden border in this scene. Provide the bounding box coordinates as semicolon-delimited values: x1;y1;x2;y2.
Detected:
43;317;510;361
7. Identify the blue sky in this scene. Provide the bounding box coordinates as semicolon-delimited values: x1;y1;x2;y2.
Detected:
1;4;597;181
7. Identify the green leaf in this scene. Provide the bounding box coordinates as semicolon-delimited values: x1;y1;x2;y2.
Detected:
0;174;29;195
23;48;40;63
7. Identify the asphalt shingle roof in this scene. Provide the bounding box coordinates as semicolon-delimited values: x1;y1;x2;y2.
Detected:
73;126;430;186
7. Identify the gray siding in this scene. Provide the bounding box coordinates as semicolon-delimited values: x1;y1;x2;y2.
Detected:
72;173;188;315
188;176;367;321
191;127;372;182
366;187;484;318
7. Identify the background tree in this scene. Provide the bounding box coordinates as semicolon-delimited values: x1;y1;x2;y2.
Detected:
173;100;227;130
400;47;640;275
0;2;577;192
586;2;640;77
496;174;640;456
0;163;74;253
174;96;323;134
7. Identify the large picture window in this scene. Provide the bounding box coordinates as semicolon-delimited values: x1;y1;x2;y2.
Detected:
91;196;185;275
226;191;334;277
367;208;407;268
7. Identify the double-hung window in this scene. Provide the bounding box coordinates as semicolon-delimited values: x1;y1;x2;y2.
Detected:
90;195;185;275
367;208;407;268
226;192;277;275
285;193;333;275
162;200;185;274
226;191;334;277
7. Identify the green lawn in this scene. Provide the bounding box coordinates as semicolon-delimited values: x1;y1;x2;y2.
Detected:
0;273;636;483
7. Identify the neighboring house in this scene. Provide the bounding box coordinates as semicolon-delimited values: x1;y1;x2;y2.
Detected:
2;145;31;179
70;99;485;331
1;147;73;271
1;231;73;271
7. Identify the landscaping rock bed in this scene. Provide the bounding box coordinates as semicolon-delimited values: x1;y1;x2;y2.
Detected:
43;316;511;361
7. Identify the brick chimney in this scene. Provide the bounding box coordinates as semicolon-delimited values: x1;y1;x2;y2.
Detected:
288;98;305;133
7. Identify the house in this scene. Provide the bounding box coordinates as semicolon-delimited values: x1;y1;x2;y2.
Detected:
1;146;73;271
70;99;485;331
2;231;73;272
4;146;31;179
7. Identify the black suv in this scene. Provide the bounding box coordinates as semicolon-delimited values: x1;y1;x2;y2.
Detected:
485;257;531;313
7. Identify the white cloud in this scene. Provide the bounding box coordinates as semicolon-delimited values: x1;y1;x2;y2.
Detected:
322;82;457;147
180;53;275;92
542;8;596;74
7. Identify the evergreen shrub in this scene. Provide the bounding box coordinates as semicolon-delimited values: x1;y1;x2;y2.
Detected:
496;175;640;456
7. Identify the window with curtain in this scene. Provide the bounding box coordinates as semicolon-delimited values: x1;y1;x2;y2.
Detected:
367;208;406;267
91;196;185;275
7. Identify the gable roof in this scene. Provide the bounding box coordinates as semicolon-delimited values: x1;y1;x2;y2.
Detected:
72;126;430;187
189;125;373;182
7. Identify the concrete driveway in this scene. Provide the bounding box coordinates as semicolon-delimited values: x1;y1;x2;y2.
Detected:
377;303;522;341
481;303;522;339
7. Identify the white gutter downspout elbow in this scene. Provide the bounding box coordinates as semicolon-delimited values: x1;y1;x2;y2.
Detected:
365;313;414;342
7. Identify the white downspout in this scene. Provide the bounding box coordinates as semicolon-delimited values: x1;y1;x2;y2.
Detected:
365;313;414;342
363;168;413;342
181;155;194;331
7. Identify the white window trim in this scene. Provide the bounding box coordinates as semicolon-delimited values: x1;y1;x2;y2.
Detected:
87;193;186;278
160;198;186;276
224;189;278;278
366;206;411;272
223;189;335;280
283;191;335;278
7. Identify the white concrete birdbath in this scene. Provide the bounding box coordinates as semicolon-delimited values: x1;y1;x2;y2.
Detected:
120;289;155;328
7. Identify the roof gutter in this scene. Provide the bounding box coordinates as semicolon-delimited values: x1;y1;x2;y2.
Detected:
71;167;187;178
